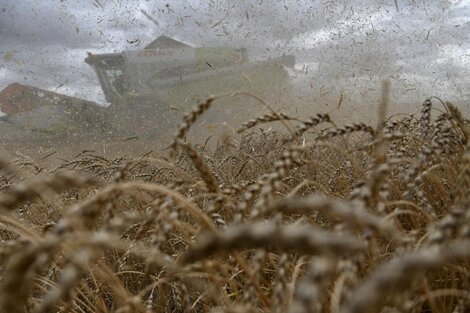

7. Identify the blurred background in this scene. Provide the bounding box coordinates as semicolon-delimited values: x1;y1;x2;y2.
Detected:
0;0;469;149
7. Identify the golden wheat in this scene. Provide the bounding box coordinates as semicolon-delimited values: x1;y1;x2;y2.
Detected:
0;95;469;313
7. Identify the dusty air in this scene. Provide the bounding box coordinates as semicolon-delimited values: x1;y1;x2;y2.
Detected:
0;1;469;313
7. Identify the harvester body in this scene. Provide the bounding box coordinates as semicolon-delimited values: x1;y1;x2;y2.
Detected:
85;36;295;138
1;36;295;146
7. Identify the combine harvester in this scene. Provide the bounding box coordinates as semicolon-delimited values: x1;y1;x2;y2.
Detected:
1;36;295;148
85;35;295;139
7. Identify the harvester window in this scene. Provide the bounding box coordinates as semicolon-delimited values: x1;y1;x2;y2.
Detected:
154;64;199;80
105;69;124;94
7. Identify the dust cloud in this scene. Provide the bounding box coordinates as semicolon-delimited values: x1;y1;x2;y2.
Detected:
0;0;469;152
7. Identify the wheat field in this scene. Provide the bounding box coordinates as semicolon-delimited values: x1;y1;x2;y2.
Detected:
1;90;470;313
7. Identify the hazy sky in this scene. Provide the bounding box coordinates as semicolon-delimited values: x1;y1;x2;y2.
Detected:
1;0;469;109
